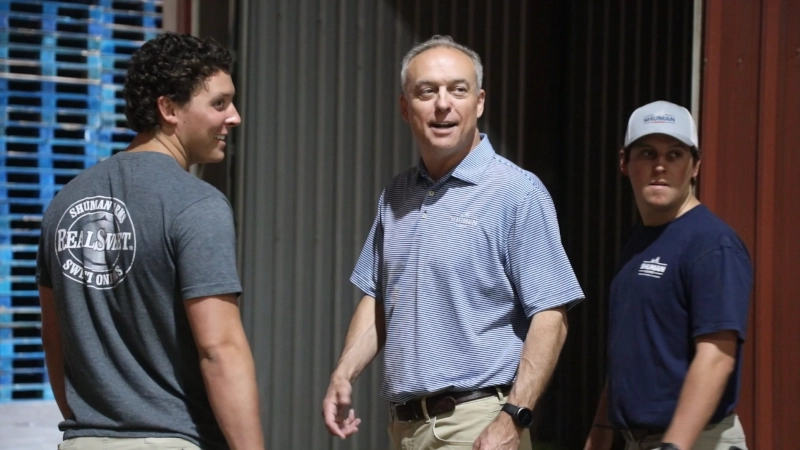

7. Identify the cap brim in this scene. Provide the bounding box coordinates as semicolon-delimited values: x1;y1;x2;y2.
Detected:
625;131;696;149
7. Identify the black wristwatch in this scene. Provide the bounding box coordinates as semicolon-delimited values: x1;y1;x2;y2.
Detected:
660;444;681;450
501;402;534;428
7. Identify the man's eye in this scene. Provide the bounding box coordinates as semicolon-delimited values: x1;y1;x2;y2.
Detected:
639;150;654;158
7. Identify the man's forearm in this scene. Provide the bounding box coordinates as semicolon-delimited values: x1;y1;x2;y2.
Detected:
662;334;737;449
590;382;610;426
331;295;385;383
583;382;613;450
201;342;264;450
39;286;72;419
507;306;568;409
42;336;72;419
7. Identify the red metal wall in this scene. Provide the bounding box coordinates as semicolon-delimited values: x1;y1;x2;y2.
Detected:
701;0;800;448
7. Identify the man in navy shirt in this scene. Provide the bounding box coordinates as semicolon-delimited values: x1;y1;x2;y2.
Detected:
321;35;584;449
584;101;752;450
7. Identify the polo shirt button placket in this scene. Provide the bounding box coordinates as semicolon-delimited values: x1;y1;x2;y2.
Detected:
421;188;434;219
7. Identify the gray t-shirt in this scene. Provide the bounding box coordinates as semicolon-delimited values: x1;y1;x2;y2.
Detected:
36;151;242;449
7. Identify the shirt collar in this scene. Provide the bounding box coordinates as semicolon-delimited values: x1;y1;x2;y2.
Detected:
415;134;495;185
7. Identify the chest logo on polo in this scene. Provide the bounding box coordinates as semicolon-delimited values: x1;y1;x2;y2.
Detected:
54;196;136;290
638;257;667;278
449;213;477;228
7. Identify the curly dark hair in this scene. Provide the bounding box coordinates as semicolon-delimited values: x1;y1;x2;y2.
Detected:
123;32;233;132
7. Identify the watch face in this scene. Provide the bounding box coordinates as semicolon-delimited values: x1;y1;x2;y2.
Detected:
517;408;534;428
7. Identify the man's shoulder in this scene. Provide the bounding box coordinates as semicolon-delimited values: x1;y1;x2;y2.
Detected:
42;154;229;226
381;166;422;195
40;158;117;225
484;154;550;199
676;206;750;259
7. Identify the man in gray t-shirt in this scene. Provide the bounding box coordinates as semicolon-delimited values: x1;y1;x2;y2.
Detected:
36;33;264;450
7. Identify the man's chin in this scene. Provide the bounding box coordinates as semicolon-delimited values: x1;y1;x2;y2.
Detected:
196;151;226;165
642;199;679;214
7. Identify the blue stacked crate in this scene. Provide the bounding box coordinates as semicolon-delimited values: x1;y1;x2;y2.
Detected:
0;0;161;403
98;0;160;154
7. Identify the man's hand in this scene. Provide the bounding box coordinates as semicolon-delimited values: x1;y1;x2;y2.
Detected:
472;412;522;450
322;376;362;439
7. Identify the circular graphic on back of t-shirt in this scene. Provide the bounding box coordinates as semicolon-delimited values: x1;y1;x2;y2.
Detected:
54;196;136;290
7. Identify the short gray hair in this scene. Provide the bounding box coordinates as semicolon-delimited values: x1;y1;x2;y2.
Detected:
400;35;483;93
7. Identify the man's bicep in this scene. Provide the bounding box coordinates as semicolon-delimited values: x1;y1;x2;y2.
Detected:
351;203;386;300
38;286;58;331
174;197;242;300
695;330;738;357
688;247;752;339
38;286;63;354
36;232;53;288
508;190;584;315
184;294;244;351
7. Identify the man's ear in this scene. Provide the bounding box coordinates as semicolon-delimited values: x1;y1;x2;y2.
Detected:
156;96;179;127
619;148;628;176
692;159;701;179
476;89;485;118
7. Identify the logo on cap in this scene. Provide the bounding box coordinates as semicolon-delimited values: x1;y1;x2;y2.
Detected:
643;114;676;124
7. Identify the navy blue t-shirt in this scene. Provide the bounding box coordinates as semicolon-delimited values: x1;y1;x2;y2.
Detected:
607;204;752;429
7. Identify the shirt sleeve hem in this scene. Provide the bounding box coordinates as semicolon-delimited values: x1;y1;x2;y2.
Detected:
182;282;242;301
693;323;746;341
35;276;53;288
350;274;380;300
524;288;586;317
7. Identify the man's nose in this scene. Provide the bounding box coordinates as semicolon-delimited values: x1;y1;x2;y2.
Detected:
435;88;451;111
226;104;242;127
653;156;667;171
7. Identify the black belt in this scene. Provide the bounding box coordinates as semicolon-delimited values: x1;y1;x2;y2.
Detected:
619;427;664;442
619;414;733;442
390;385;511;422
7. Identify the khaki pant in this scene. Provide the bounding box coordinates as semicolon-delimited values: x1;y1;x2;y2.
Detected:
58;437;200;450
388;392;533;450
624;414;747;450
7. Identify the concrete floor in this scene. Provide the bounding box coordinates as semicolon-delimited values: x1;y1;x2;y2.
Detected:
0;400;63;450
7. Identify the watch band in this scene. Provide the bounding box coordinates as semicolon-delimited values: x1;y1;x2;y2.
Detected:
501;402;533;428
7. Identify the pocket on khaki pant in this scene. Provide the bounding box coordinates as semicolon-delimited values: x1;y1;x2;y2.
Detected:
143;437;200;449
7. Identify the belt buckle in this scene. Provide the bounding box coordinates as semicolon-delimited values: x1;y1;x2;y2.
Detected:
391;401;417;422
620;429;635;442
620;428;647;442
621;428;660;442
389;401;403;421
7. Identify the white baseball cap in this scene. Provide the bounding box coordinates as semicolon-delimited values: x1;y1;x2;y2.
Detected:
624;100;699;149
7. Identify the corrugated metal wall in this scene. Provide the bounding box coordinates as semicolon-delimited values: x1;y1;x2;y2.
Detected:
236;1;416;448
235;1;694;449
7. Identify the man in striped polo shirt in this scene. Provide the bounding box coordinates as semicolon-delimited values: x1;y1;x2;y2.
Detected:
322;35;585;449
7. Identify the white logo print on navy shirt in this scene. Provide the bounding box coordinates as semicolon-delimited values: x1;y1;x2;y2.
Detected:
638;257;667;278
55;196;136;289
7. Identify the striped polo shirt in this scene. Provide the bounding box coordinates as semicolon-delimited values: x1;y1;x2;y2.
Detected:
351;134;584;403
